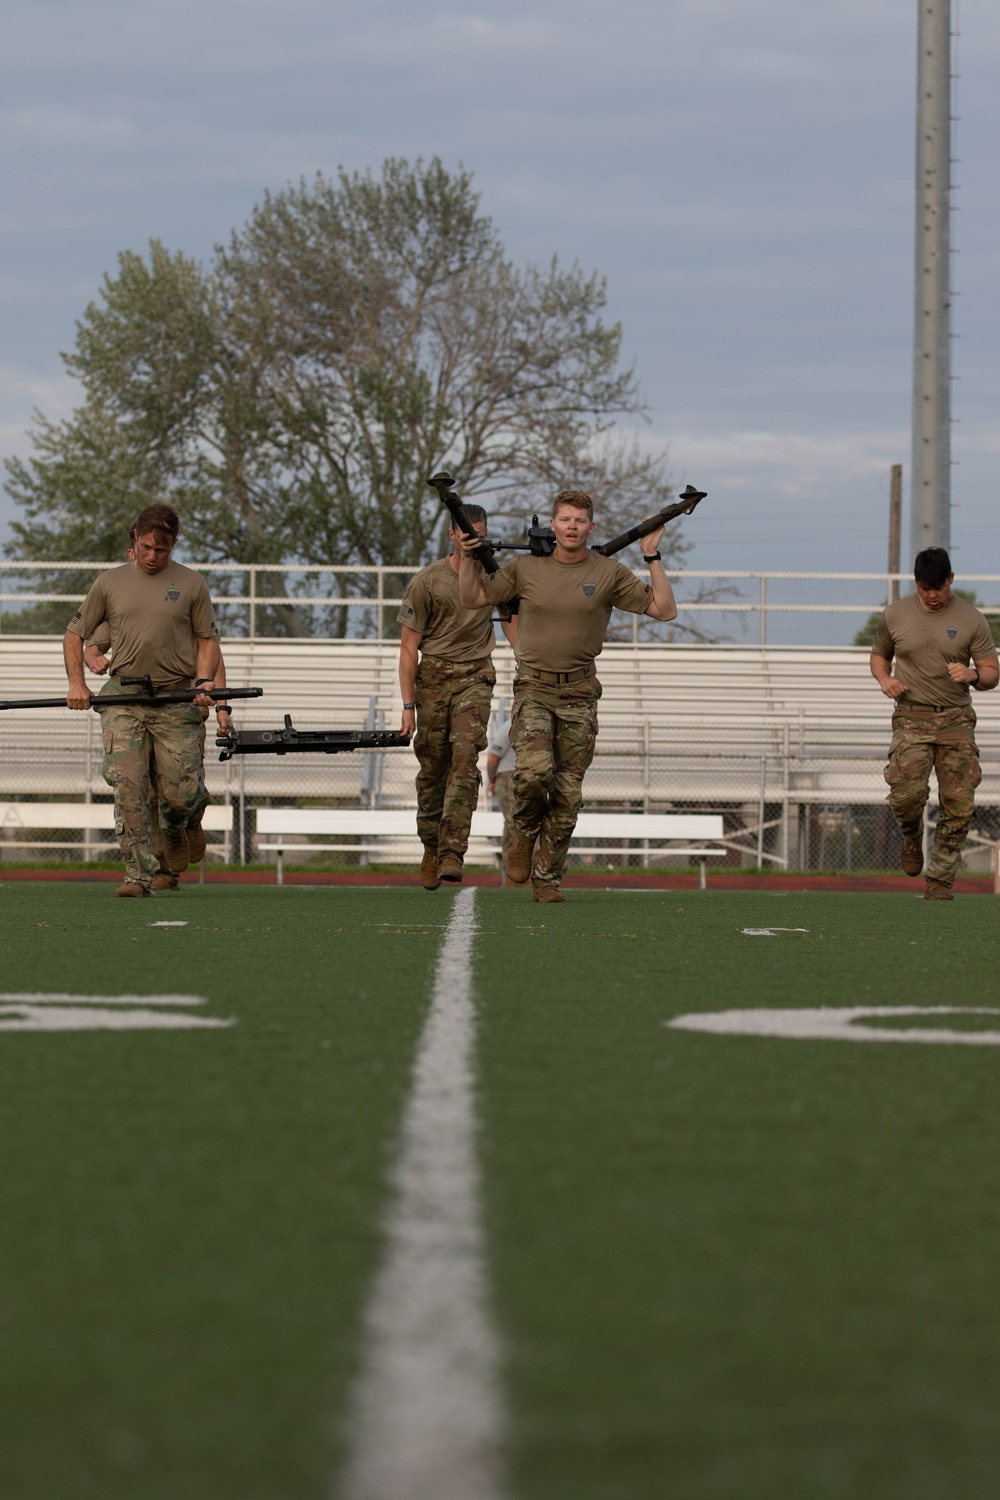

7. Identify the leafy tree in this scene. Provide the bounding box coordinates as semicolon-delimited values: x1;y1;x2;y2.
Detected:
854;589;1000;648
4;158;693;637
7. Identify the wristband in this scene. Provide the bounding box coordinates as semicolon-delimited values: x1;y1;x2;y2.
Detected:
970;667;981;686
403;701;417;710
215;704;232;715
195;678;213;687
642;551;661;563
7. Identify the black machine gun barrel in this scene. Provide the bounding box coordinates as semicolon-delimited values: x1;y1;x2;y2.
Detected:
427;471;500;574
0;680;265;712
429;470;706;565
216;714;411;761
591;484;707;558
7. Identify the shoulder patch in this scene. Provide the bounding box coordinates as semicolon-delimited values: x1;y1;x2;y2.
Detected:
399;603;415;620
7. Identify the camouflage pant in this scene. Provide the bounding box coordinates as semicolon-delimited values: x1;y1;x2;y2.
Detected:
494;769;516;867
100;694;207;887
884;705;982;885
413;657;495;858
511;675;602;888
149;714;210;869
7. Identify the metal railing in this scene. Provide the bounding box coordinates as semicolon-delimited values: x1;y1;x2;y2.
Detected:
4;561;1000;646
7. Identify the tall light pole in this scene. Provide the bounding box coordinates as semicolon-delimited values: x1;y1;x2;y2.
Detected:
910;0;953;556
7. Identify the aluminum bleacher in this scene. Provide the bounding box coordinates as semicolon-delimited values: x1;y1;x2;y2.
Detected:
2;636;998;869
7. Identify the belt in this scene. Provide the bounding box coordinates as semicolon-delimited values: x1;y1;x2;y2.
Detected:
519;664;596;686
899;701;966;714
420;656;492;671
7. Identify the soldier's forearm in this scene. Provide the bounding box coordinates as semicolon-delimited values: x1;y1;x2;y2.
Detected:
63;631;87;688
647;564;678;622
458;555;488;609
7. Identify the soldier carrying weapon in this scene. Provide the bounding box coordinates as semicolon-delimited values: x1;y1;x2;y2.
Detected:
458;487;682;903
397;503;517;890
63;504;223;897
85;615;233;892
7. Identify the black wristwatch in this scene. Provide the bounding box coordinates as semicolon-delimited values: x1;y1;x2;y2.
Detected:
195;678;214;687
970;667;981;687
403;701;417;710
642;551;661;563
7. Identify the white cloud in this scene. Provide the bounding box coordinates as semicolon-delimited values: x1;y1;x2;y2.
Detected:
669;425;908;497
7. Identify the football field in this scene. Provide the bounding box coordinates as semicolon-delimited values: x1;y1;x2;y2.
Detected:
2;880;999;1499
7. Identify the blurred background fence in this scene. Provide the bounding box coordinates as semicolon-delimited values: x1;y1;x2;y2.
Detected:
3;628;999;875
4;561;1000;647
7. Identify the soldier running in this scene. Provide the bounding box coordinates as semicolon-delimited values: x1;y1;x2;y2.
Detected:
870;547;998;900
459;488;678;902
398;505;515;890
63;504;221;897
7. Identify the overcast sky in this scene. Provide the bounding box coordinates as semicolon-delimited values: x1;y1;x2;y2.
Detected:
3;0;998;595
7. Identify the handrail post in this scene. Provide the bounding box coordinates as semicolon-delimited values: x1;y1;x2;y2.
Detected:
757;756;766;867
759;574;767;647
249;566;256;639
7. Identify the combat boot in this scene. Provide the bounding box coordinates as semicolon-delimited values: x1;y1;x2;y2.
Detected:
900;837;923;877
438;853;464;884
151;871;180;892
923;878;954;901
162;826;191;874
420;847;441;891
187;812;207;864
532;885;564;904
115;882;152;898
505;834;535;886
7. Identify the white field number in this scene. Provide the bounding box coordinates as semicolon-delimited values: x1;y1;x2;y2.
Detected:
0;993;234;1032
668;1006;1000;1047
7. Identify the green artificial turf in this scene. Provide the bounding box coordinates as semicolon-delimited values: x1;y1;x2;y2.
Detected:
4;882;1000;1500
474;889;1000;1500
0;882;452;1500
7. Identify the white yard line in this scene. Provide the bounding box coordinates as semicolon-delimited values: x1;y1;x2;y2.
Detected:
339;887;507;1500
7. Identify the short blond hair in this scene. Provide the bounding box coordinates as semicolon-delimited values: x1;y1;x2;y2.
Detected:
552;488;594;520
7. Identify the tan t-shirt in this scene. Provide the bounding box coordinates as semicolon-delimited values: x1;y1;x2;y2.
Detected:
480;552;653;672
872;592;997;708
67;562;218;688
397;557;495;662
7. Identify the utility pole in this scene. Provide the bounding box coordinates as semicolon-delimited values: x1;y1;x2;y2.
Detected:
888;463;902;603
910;0;952;555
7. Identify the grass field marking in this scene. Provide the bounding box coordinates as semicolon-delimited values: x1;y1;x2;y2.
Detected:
0;992;234;1031
340;886;507;1500
149;920;189;927
668;1005;1000;1047
0;992;207;1006
741;927;810;936
368;922;449;929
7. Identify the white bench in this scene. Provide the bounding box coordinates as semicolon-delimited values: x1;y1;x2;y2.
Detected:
0;802;234;873
254;808;726;887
